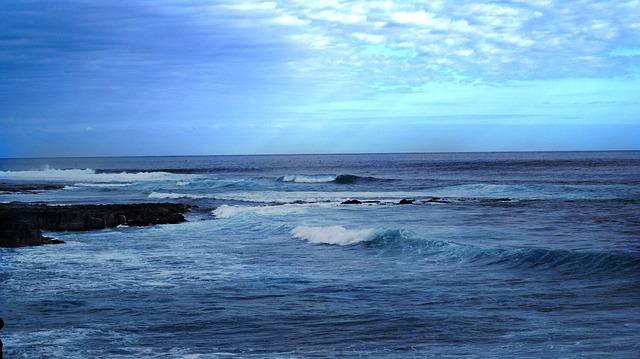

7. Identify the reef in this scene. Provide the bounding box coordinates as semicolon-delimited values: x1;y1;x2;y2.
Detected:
0;202;189;247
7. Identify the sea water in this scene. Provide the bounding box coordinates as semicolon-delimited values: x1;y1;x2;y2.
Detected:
1;152;639;357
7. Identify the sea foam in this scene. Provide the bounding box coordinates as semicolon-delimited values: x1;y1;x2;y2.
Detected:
291;225;376;245
279;174;337;183
148;192;215;200
0;167;195;183
212;204;310;218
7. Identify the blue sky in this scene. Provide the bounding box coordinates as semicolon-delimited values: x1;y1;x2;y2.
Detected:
1;0;639;157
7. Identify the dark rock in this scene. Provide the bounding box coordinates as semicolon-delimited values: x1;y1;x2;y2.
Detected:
43;237;65;245
398;199;415;205
0;182;64;193
0;219;46;247
0;202;190;248
340;199;381;205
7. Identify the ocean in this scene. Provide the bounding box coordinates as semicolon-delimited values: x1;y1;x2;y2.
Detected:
1;152;639;358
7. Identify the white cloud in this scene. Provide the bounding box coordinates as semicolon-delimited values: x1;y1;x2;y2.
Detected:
314;10;367;24
391;11;472;32
352;32;384;44
290;33;332;49
212;0;640;83
270;14;311;26
228;2;278;11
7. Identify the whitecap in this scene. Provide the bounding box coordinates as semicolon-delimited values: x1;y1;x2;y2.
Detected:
148;192;214;200
212;203;326;218
0;166;196;183
291;225;376;246
280;174;337;183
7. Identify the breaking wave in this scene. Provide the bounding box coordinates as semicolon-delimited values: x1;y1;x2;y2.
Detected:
279;175;337;183
291;225;377;245
95;167;262;174
291;226;640;274
0;167;196;183
278;174;391;184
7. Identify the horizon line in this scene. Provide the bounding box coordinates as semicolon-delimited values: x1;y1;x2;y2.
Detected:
1;149;639;160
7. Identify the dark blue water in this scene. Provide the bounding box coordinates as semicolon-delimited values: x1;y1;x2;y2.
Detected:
1;152;639;357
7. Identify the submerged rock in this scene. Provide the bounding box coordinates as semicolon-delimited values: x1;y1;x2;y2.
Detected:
0;202;190;247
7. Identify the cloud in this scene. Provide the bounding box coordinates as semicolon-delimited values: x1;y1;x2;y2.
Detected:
352;32;384;44
270;14;310;26
2;1;640;114
210;0;639;83
227;2;278;11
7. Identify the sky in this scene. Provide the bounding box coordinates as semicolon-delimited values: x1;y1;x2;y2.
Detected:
1;0;639;157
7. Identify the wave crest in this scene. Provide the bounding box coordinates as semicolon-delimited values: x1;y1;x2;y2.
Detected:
0;167;195;183
278;174;390;184
291;226;640;274
291;225;377;245
148;192;214;200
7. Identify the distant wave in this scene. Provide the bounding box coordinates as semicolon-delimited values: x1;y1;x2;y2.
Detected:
291;226;640;274
279;175;337;183
0;167;196;182
74;182;136;187
278;174;392;184
175;178;247;189
96;167;262;174
187;190;432;204
147;189;513;205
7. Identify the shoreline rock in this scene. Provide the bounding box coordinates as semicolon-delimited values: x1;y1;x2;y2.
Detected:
340;199;381;205
0;202;190;248
0;182;65;194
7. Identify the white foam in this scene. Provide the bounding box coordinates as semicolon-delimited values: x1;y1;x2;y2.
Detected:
75;182;136;187
281;174;337;183
0;167;195;183
212;204;311;218
148;191;214;200
291;225;376;245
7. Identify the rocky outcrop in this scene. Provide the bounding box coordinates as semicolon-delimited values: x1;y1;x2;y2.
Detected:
398;199;415;205
0;219;63;247
0;182;64;193
340;199;381;205
0;203;190;247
